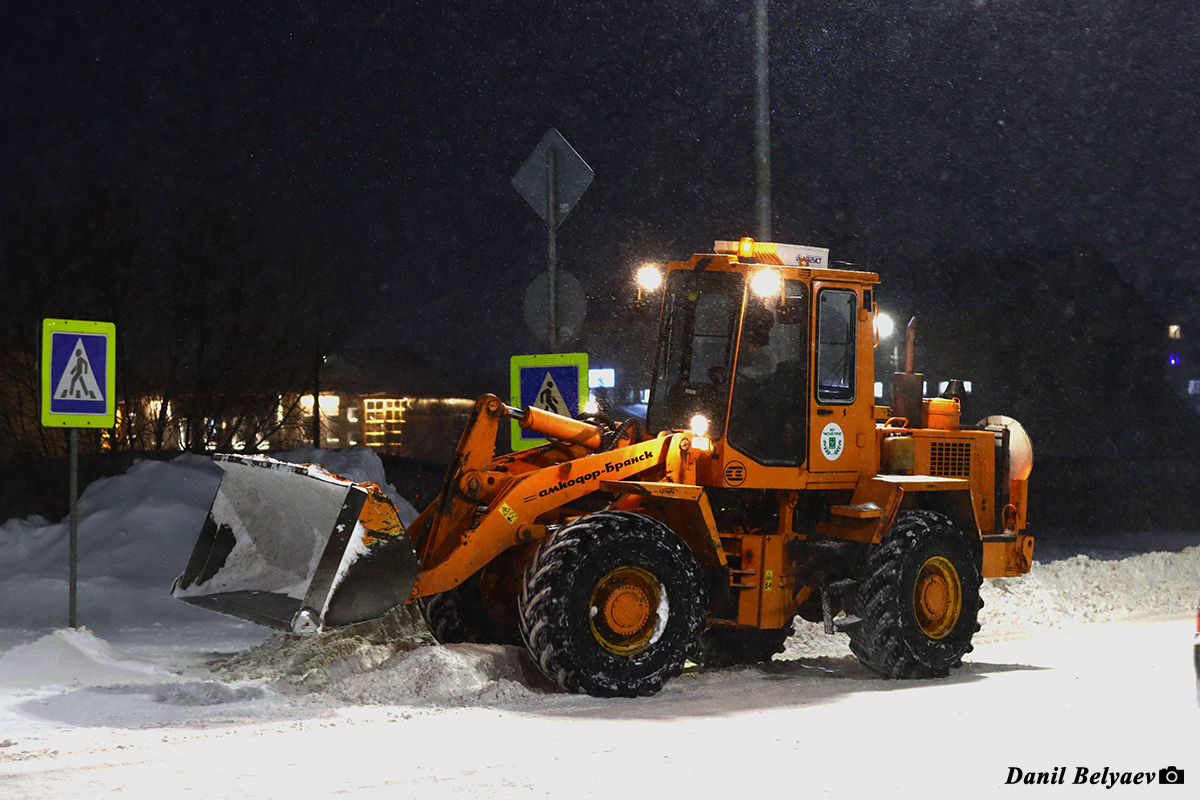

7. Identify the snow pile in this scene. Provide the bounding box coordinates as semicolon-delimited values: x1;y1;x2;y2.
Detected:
0;627;169;688
0;454;224;629
0;447;417;631
273;446;419;524
978;547;1200;640
324;644;536;706
214;626;536;707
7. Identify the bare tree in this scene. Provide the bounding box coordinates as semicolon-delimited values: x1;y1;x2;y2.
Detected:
0;191;351;456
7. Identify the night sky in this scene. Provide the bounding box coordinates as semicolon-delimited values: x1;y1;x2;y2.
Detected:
4;1;1199;392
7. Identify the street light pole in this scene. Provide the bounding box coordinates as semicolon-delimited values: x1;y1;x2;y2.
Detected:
753;0;772;241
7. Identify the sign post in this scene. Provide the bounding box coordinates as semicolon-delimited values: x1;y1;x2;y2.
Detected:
510;352;588;451
512;128;593;351
41;318;117;628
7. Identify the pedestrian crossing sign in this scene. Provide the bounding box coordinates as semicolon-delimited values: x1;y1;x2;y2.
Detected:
41;319;117;428
510;352;588;451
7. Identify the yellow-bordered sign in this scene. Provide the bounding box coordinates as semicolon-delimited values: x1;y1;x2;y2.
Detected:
41;319;117;428
510;352;588;451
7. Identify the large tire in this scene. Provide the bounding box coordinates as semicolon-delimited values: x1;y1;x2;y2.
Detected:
418;571;522;646
848;510;982;679
697;621;794;669
518;510;707;697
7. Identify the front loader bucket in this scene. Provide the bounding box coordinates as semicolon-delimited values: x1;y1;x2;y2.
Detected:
172;454;418;634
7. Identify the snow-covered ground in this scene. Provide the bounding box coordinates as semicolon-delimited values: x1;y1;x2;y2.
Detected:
1;450;1197;797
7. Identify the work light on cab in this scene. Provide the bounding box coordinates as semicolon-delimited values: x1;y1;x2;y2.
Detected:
751;268;782;298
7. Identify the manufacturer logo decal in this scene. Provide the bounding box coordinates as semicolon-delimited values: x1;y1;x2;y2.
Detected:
820;423;845;461
535;449;655;498
724;461;746;486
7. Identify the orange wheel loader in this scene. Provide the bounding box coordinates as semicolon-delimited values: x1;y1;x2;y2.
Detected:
173;238;1035;697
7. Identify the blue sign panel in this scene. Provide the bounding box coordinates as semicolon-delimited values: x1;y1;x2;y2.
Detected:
519;365;580;426
49;331;110;415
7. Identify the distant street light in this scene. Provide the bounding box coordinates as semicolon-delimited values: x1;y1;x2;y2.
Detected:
876;311;898;373
636;263;663;307
876;311;896;339
636;263;663;292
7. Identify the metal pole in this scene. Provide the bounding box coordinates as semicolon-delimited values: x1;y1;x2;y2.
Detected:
311;350;322;448
546;147;559;352
69;428;78;628
753;0;772;240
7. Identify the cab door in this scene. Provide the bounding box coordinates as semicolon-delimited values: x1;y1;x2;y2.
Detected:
808;283;873;476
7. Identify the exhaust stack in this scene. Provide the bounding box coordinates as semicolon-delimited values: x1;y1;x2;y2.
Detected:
892;316;924;427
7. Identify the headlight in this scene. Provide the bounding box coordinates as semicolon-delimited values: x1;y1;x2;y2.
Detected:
689;414;709;437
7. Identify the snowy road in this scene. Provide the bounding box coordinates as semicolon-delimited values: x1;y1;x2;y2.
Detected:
1;617;1195;799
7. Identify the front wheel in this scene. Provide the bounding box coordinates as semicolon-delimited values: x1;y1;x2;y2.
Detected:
417;570;522;646
518;511;707;697
848;510;982;678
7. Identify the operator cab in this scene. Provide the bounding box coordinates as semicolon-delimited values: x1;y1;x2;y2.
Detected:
645;239;879;486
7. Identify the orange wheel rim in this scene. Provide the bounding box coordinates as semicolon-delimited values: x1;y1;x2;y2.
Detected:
589;566;664;655
913;556;962;639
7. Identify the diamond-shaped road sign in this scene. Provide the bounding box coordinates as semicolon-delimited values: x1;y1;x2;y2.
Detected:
511;128;593;228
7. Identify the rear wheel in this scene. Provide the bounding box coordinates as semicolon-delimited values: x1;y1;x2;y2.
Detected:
518;510;707;697
697;622;794;669
848;510;982;678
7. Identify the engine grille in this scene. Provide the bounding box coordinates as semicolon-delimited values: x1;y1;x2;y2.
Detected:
929;441;971;477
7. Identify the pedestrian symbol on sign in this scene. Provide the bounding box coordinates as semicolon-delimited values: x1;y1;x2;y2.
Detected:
534;372;569;416
55;340;102;400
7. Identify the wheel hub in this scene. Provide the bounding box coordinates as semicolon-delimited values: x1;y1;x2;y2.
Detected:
913;556;962;639
590;566;662;655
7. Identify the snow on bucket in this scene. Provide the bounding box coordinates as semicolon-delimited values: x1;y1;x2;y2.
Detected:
172;454;418;633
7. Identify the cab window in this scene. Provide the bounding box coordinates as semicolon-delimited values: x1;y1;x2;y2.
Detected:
815;288;856;403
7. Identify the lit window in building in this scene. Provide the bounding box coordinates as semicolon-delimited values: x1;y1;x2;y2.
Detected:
299;394;340;416
1169;353;1182;367
1189;380;1200;396
1169;325;1181;339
